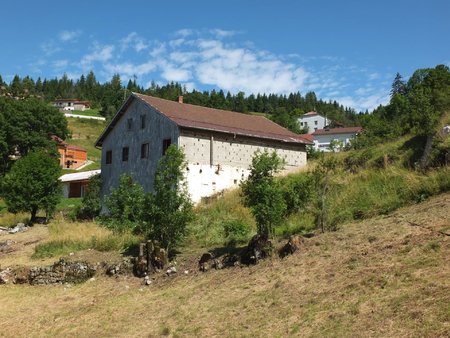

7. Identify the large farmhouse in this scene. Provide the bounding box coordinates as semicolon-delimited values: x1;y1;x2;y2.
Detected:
95;93;312;203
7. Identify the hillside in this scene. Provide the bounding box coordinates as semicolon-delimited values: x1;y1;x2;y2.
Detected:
0;192;449;337
65;117;106;171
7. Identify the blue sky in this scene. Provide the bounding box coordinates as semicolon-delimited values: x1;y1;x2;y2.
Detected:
2;0;449;112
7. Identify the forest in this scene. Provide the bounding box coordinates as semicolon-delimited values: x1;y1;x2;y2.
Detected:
0;71;360;130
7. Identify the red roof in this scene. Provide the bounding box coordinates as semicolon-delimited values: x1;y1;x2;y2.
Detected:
299;133;314;142
303;111;319;116
312;127;362;136
96;93;313;146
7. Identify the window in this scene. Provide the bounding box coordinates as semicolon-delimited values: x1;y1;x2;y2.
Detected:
106;150;112;164
300;122;304;126
162;138;171;155
122;147;129;162
127;118;133;130
314;127;318;131
140;115;146;129
141;143;149;159
304;122;308;126
314;120;318;125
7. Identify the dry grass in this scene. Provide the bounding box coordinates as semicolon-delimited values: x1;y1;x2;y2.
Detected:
1;193;449;337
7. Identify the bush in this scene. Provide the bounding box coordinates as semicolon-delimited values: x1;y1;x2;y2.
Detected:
223;219;251;246
102;174;145;233
76;174;102;220
241;151;286;240
280;173;314;215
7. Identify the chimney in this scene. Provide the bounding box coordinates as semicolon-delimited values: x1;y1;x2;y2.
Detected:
177;95;183;104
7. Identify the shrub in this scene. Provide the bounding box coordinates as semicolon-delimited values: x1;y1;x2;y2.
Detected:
102;174;145;233
241;151;286;240
223;219;251;246
76;174;102;220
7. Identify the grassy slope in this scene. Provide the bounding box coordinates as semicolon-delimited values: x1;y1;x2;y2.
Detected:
0;193;449;337
66;118;106;168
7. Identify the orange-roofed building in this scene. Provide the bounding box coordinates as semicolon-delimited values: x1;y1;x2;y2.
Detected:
51;135;88;169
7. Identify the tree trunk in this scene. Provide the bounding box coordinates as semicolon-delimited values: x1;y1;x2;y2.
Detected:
30;207;38;224
419;134;434;169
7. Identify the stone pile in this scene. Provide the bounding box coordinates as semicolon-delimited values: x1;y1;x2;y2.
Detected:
0;223;29;235
28;258;96;285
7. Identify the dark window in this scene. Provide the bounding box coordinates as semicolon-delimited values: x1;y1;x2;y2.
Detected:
127;118;132;130
140;115;146;129
314;120;318;125
141;143;149;159
122;147;129;162
162;138;171;155
106;150;112;164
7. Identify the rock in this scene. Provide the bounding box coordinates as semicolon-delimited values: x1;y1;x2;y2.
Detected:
279;235;303;258
184;270;189;275
241;234;273;265
213;259;223;270
0;267;13;284
166;266;177;275
199;252;214;272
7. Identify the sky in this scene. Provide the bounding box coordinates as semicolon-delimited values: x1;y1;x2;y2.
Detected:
1;0;449;112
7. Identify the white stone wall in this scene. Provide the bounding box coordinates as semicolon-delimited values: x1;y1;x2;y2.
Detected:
179;130;307;203
184;164;250;203
179;130;307;169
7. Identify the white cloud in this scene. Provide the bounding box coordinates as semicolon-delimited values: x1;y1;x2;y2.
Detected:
81;43;114;68
174;29;194;37
41;41;61;55
53;59;68;69
120;32;148;52
59;30;81;42
159;61;191;82
104;61;156;78
36;28;393;111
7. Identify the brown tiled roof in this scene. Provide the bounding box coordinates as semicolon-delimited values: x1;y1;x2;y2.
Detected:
299;133;314;142
303;111;319;116
96;93;313;146
312;127;362;136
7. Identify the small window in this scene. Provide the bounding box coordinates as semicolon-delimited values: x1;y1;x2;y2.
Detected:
127;118;133;130
304;122;308;126
106;150;112;164
300;122;304;126
314;120;318;125
122;147;129;162
162;138;171;155
141;143;149;159
140;115;146;129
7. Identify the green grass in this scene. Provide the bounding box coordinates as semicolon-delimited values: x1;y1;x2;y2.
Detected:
56;197;82;212
67;118;106;163
32;233;141;259
68;108;102;117
187;132;450;242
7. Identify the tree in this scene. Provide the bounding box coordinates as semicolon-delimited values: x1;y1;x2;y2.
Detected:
390;72;407;98
0;151;61;222
103;174;145;233
240;151;285;241
0;97;68;175
140;145;194;253
76;174;102;220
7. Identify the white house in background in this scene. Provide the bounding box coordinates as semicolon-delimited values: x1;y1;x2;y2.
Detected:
95;93;312;204
312;127;363;152
53;99;91;111
60;170;101;198
298;112;329;133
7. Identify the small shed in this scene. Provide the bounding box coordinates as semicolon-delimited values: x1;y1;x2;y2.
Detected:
59;170;101;198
